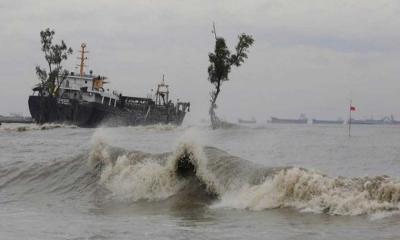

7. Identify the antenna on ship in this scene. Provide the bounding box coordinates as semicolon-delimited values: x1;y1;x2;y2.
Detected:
78;43;88;77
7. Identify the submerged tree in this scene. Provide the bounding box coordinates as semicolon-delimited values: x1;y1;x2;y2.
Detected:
35;28;73;96
207;27;254;129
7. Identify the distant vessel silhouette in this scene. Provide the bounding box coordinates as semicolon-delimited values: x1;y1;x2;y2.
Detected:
238;117;256;124
0;114;33;124
268;114;308;124
348;116;400;125
312;119;344;124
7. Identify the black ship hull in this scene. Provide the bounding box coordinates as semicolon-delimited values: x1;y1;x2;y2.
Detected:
28;96;187;127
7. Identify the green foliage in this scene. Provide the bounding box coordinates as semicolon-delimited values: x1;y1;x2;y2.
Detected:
35;28;73;96
208;34;254;84
208;38;231;84
207;33;254;129
230;34;255;67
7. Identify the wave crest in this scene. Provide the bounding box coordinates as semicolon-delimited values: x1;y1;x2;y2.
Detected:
89;140;400;216
88;140;220;202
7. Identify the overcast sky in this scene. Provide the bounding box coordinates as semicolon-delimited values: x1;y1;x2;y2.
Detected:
1;0;400;123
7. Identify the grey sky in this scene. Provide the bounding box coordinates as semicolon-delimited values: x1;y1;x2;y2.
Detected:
1;0;400;123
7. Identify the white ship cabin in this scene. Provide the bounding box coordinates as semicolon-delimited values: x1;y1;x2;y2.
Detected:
59;72;120;107
58;43;120;107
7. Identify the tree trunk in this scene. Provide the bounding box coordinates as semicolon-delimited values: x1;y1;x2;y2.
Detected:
209;81;221;129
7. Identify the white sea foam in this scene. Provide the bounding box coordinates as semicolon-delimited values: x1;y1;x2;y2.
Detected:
214;168;400;216
99;155;182;201
88;136;219;202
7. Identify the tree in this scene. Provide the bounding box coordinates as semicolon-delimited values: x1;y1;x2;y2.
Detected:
35;28;73;96
207;32;254;129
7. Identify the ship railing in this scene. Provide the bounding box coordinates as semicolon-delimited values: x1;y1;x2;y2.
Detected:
120;96;154;104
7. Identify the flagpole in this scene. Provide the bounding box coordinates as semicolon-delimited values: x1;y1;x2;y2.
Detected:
348;100;352;137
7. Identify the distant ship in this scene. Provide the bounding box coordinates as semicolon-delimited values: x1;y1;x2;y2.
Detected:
238;118;256;124
268;114;308;124
312;119;344;124
28;43;190;127
348;116;400;125
0;114;33;124
348;119;383;125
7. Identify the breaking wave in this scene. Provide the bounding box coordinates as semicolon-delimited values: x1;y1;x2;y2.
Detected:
88;140;219;203
87;140;400;216
1;137;400;216
214;168;400;215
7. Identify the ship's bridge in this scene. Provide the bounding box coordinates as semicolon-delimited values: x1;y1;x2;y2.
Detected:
58;43;120;106
60;72;120;105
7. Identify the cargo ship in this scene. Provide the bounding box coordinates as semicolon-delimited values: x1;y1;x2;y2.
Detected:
347;116;400;125
312;119;344;124
268;114;308;124
238;118;256;124
28;43;190;127
0;114;34;124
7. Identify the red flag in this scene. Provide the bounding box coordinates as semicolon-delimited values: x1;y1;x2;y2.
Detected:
350;106;356;111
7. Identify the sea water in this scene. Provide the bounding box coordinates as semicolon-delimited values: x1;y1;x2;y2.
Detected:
1;123;400;240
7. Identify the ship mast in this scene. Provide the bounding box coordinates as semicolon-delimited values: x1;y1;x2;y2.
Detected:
155;75;169;105
78;43;88;77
